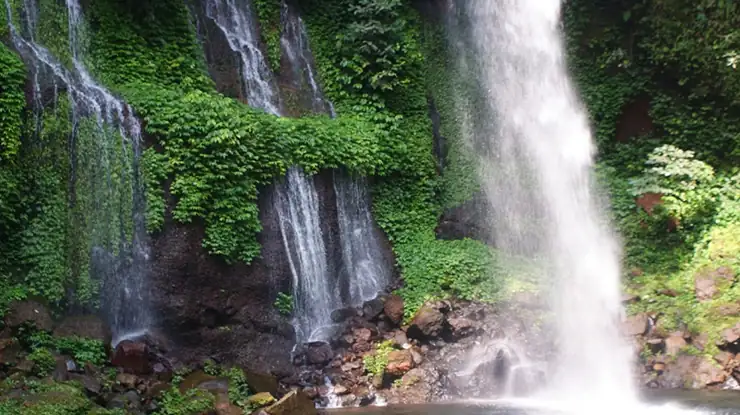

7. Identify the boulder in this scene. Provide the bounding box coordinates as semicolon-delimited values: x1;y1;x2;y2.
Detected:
407;305;445;340
115;373;139;390
265;390;317;415
4;300;52;331
719;323;740;348
391;331;409;348
111;340;151;374
352;328;372;343
305;342;333;365
362;298;385;320
384;295;404;325
665;335;687;356
179;370;228;395
53;315;111;344
621;313;648;337
448;317;475;339
695;358;727;387
244;370;279;396
385;350;414;377
69;373;103;396
695;266;735;302
247;392;277;407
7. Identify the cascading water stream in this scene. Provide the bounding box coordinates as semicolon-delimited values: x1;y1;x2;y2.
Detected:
5;0;150;344
281;1;390;311
275;167;335;343
333;173;390;308
204;0;280;115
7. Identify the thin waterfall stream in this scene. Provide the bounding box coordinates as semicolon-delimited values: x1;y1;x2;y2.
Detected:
5;0;150;345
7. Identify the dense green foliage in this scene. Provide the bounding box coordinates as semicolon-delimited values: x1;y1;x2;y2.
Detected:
566;0;740;354
363;339;395;378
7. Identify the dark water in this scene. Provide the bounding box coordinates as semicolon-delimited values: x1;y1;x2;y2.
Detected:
326;391;740;414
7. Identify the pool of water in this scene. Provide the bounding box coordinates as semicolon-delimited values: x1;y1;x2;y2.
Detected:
325;391;740;414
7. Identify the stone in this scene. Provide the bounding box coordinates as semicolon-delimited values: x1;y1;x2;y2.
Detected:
385;350;414;377
714;351;736;368
448;317;475;339
70;373;102;396
111;340;151;374
341;361;361;372
4;300;52;331
665;335;687;356
392;331;409;348
409;347;423;366
152;362;172;382
621;313;648;337
719;323;740;347
331;308;357;323
116;373;139;390
362;298;385;320
407;305;445;340
646;338;664;354
179;370;228;395
305;342;333;365
302;387;318;400
353;328;372;343
333;384;349;395
247;392;277;407
53;315;111;344
384;295;404;325
695;358;727;387
244;370;279;396
695;266;735;302
265;390;317;415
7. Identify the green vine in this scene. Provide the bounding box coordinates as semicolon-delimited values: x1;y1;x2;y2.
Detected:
254;0;282;74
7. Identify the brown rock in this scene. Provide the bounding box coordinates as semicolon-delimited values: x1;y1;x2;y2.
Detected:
665;335;687;356
333;384;349;395
247;392;277;407
265;390;317;415
384;295;404;325
695;266;736;302
719;323;740;347
386;350;414;377
4;300;52;331
696;358;727;387
305;342;333;365
448;317;475;339
717;304;740;317
353;328;372;343
646;338;665;353
621;313;648;337
111;340;151;374
116;373;139;390
244;370;279;396
714;351;736;368
408;305;445;339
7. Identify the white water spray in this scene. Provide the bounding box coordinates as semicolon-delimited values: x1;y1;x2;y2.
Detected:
457;0;636;406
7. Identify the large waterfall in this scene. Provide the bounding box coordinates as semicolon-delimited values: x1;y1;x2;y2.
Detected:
457;0;636;407
5;0;150;344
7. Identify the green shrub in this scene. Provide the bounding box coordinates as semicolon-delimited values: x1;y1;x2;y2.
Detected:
27;348;56;377
363;340;395;378
273;292;293;316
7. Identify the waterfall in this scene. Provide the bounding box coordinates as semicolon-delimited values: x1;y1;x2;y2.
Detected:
4;0;150;344
333;173;390;307
204;0;280;115
275;168;335;343
453;0;635;406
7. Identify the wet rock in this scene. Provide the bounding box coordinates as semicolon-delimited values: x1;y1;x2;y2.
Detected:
116;373;139;390
392;331;409;348
247;392;277;407
152;362;172;382
4;300;52;331
53;315;111;344
111;340;151;374
448;317;475;339
341;361;362;372
305;342;333;365
386;350;414;377
302;387;318;400
244;370;279;395
264;390;317;415
409;347;424;366
695;358;727;387
331;308;357;323
70;373;102;396
146;382;171;399
179;370;228;395
407;305;445;340
362;298;385;320
665;335;687;356
695;266;735;302
353;386;373;406
646;338;664;354
108;390;141;411
714;351;736;368
384;294;404;325
353;328;372;343
333;384;349;395
621;313;648;337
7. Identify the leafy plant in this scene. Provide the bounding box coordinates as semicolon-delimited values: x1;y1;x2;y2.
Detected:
362;340;395;378
274;292;293;316
27;348;56;377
